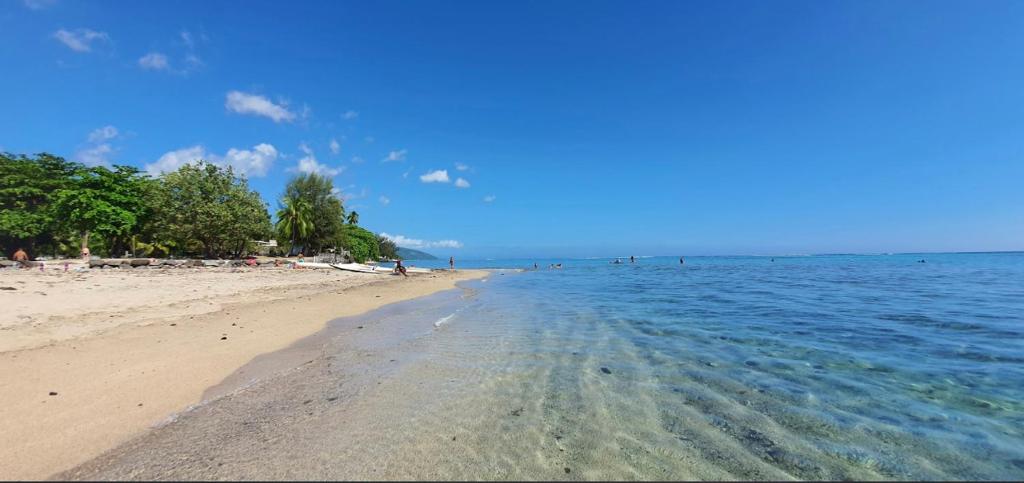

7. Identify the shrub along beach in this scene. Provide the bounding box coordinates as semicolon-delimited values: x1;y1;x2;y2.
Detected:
0;152;397;263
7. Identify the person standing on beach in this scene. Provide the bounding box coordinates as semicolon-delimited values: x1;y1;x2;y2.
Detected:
394;259;408;277
449;256;455;271
12;247;29;268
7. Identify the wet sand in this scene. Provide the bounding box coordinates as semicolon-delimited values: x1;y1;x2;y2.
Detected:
0;266;485;480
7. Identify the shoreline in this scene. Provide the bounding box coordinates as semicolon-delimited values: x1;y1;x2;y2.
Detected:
0;267;487;480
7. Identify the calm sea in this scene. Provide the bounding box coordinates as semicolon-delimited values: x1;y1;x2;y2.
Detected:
66;252;1024;480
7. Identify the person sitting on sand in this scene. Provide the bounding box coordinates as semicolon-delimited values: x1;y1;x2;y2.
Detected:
12;247;29;269
394;259;408;277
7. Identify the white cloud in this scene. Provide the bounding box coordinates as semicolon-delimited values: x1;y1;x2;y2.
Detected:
87;125;118;143
419;169;450;183
183;54;203;69
146;143;278;177
379;195;390;206
222;143;277;177
138;52;170;71
225;91;296;123
290;143;342;177
146;145;208;176
343;110;359;120
24;0;56;10
75;143;113;167
483;195;496;203
329;138;341;155
454;177;470;189
76;125;120;166
382;149;407;163
53;28;109;53
454;162;469;171
380;233;463;250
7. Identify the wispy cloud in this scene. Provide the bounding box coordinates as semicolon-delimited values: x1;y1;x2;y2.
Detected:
483;195;496;203
454;162;470;171
24;0;56;10
75;125;120;166
382;149;407;163
290;143;343;177
351;156;365;164
379;195;390;206
76;144;114;167
138;52;170;71
330;138;341;155
454;177;470;188
180;31;195;48
380;233;463;250
225;91;296;123
364;136;375;144
146;143;278;177
87;125;118;143
420;169;450;183
342;110;359;120
53;28;109;53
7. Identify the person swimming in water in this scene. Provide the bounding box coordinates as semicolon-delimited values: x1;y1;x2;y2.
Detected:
630;256;635;263
679;256;685;265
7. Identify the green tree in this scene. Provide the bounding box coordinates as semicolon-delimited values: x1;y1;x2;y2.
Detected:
0;153;79;257
275;195;313;254
52;165;151;257
280;173;345;254
342;225;380;263
152;161;271;258
346;211;359;225
377;234;398;260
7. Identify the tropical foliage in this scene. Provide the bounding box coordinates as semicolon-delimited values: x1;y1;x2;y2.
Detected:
342;224;380;263
1;152;401;262
377;234;398;260
278;173;346;255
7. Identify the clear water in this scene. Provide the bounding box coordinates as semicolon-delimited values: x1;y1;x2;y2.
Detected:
411;252;1024;479
66;252;1024;480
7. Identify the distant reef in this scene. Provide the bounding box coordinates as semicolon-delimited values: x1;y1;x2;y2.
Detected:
396;247;438;260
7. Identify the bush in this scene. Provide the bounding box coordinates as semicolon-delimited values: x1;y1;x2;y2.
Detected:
342;225;380;263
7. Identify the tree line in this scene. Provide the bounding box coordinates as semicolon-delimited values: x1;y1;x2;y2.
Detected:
0;152;400;262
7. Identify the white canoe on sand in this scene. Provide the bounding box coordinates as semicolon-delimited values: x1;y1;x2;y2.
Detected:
330;263;389;273
330;263;433;274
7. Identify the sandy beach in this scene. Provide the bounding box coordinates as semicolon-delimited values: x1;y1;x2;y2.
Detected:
0;263;485;480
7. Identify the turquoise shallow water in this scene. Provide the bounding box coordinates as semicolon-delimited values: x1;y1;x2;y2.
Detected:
65;252;1024;480
427;253;1024;478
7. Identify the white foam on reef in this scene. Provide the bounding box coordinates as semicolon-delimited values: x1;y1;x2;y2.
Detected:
433;313;455;328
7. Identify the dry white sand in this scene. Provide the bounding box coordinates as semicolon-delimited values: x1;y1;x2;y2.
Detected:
0;264;485;480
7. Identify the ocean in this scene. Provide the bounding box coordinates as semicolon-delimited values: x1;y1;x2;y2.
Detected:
65;253;1024;480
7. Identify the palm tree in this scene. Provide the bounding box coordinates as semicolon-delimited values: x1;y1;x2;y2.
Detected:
346;211;359;225
275;195;313;254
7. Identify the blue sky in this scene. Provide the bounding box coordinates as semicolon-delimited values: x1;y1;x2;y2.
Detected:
2;1;1022;258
